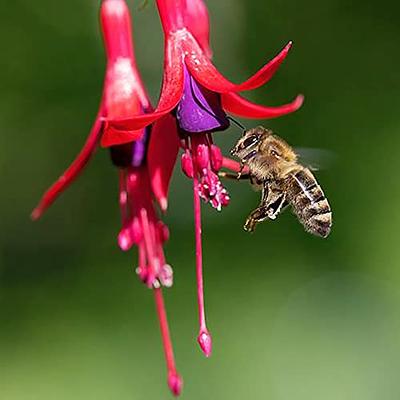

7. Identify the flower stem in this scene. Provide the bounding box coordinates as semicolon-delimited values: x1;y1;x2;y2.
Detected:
192;175;212;357
101;0;135;62
156;0;186;33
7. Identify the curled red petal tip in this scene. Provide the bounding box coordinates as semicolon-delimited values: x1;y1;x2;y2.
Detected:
197;329;212;357
184;37;293;94
31;111;104;220
222;92;304;119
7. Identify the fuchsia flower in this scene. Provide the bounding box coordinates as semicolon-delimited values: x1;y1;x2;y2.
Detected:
32;0;303;395
104;0;303;357
32;0;181;395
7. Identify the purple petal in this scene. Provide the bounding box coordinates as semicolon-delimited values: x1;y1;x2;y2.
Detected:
109;128;149;168
131;133;147;167
176;66;229;133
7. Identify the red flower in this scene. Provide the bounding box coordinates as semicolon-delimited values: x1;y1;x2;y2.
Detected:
32;0;304;392
32;0;182;395
104;0;303;136
104;0;303;357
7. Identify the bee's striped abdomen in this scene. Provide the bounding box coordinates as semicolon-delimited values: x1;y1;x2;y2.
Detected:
287;169;332;238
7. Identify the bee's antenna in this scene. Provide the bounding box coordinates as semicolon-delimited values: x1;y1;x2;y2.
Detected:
228;116;246;132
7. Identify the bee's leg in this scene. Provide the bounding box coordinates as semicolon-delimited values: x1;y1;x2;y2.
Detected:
243;184;270;232
244;216;257;232
244;207;270;232
244;186;287;232
218;171;250;180
236;162;245;179
266;194;287;220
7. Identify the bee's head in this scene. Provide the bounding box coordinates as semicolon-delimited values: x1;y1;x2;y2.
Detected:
231;126;297;167
230;126;270;161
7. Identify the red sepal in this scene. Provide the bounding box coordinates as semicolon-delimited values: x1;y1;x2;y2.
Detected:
184;0;212;58
184;37;292;93
31;109;104;220
222;92;304;119
101;125;144;147
106;37;184;132
148;114;180;211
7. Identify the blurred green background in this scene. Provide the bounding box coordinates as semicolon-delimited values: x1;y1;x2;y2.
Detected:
2;0;400;399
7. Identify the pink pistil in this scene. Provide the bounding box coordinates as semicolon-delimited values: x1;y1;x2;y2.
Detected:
180;134;228;356
193;173;212;357
198;330;212;358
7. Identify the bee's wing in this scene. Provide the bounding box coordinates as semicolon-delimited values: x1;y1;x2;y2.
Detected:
294;147;336;171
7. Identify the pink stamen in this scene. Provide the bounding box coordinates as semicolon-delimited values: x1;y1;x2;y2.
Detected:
193;174;212;357
181;151;194;178
136;242;148;283
187;134;230;211
157;221;170;243
118;169;135;251
118;228;134;251
195;144;210;170
221;156;250;175
140;208;158;288
120;168;174;289
210;144;222;171
131;217;142;244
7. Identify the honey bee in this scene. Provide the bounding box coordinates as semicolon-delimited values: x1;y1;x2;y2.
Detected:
228;126;332;237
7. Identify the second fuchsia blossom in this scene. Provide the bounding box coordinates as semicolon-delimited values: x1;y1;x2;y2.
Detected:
104;0;303;357
33;0;181;395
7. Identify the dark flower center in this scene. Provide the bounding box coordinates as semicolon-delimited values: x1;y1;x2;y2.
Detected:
110;128;149;168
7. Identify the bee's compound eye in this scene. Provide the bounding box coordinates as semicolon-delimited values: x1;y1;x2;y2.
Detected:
243;135;259;148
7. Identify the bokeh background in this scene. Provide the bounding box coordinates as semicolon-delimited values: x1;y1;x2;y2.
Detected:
2;0;400;399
